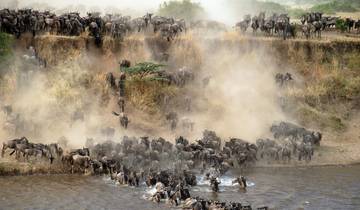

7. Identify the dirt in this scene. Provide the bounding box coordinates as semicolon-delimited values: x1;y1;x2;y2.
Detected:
2;31;360;173
0;157;65;176
255;111;360;168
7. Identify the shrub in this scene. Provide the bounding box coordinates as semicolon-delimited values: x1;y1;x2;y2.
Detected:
336;19;347;32
158;0;206;22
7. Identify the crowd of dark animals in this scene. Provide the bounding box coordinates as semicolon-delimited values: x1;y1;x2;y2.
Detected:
1;67;317;210
0;7;331;210
0;53;322;208
1;8;359;45
1;120;321;209
235;12;360;40
0;8;186;45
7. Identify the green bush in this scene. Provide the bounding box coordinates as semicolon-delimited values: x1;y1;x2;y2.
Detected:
158;0;206;22
335;19;347;32
122;62;167;80
288;8;307;19
310;1;357;14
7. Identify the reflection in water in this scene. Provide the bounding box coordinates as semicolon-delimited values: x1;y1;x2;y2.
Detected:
0;165;360;210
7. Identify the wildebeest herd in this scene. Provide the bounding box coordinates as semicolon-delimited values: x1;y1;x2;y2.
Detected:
2;121;321;209
235;12;360;40
1;8;359;45
0;8;185;45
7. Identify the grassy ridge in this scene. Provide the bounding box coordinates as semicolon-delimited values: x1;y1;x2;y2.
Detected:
310;1;358;14
233;0;360;18
3;34;360;134
280;40;360;132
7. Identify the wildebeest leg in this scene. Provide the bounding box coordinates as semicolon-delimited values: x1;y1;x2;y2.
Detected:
1;144;7;157
14;149;20;159
288;154;291;162
8;149;15;156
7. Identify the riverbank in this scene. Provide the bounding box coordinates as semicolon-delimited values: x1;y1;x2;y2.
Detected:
1;138;360;176
0;157;65;176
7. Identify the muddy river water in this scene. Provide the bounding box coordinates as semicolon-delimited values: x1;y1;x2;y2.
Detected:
0;165;359;210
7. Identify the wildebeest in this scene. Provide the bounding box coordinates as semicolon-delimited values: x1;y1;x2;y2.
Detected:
112;111;129;129
270;121;322;146
1;137;29;157
235;15;251;33
275;72;293;86
69;148;90;156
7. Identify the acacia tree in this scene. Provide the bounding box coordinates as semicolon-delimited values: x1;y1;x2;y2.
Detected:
157;0;206;22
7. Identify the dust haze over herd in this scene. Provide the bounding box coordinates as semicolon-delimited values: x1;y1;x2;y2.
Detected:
0;1;295;147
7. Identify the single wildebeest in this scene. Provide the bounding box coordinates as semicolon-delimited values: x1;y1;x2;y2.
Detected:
2;137;29;157
69;148;90;156
105;72;116;90
71;154;92;174
112;111;129;129
166;111;178;131
275;72;293;86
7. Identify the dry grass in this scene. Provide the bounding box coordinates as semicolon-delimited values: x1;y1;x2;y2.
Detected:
336;12;360;19
4;34;360;136
276;37;360;132
126;78;180;115
0;158;65;176
35;35;87;65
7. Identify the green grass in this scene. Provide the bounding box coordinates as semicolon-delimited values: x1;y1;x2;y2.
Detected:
0;32;13;68
255;1;287;14
288;8;307;18
344;53;360;71
310;1;357;14
296;104;346;131
158;0;206;22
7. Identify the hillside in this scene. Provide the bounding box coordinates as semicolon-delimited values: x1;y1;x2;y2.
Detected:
1;33;360;166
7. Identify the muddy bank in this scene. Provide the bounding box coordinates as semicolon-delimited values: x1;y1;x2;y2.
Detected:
0;158;66;176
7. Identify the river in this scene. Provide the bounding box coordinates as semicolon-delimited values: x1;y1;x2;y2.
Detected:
0;165;359;210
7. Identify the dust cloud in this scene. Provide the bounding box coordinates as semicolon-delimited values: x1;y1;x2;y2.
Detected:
172;38;287;142
0;33;291;146
0;0;292;146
